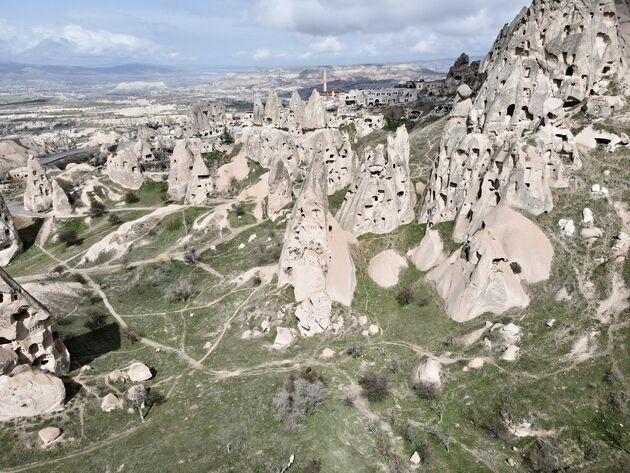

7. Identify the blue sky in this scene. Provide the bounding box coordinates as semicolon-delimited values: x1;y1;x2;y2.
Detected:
0;0;529;68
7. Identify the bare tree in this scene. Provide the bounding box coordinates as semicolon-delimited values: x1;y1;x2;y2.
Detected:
127;384;149;422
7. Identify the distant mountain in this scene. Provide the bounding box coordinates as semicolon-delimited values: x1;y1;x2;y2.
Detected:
0;62;177;76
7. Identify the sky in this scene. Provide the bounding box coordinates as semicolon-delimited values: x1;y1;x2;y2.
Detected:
0;0;530;69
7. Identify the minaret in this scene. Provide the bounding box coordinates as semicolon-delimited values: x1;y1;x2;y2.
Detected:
323;67;327;93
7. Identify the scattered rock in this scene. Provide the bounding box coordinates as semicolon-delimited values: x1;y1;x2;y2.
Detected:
558;219;575;237
38;427;62;446
320;348;336;359
410;451;421;465
582;208;594;226
272;327;296;349
501;345;519;361
101;393;122;412
367;249;408;288
127;362;152;382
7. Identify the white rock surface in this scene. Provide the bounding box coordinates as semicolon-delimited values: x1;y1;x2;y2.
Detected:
51;180;72;217
417;357;442;387
127;362;153;382
407;229;444;271
24;156;53;212
0;366;65;421
272;327;296;349
101;393;122;412
38;426;62;446
367;249;408;288
0;196;22;266
559;219;575;237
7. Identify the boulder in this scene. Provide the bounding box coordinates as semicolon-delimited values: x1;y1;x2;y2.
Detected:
127;362;153;382
272;327;296;349
559;219;575;236
582;207;594;225
38;426;62;446
320;348;336;359
101;393;122;412
367;249;408;288
501;345;520;361
0;366;65;421
416;357;441;387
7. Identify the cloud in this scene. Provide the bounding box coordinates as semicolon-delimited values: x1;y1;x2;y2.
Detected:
253;48;272;60
0;19;172;64
310;36;344;54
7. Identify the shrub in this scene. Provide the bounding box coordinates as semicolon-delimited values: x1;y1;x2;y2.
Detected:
235;203;246;217
274;369;327;432
528;440;559;473
89;199;106;217
302;459;322;473
388;357;401;373
510;261;522;274
59;228;82;246
396;285;414;305
359;372;390;402
165;280;197;302
124;191;140;204
345;341;364;358
413;381;439;400
107;213;122;225
84;311;107;330
183;248;198;265
220;126;235;145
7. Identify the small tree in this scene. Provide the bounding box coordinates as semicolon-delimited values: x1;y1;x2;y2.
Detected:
528;439;559;473
220;126;234;145
345;341;364;358
59;228;82;246
124;191;140;204
84;311;107;330
127;384;149;422
359;372;390;402
274;369;327;432
413;381;439;400
89;198;106;217
107;213;122;225
396;285;414;305
183;248;198;265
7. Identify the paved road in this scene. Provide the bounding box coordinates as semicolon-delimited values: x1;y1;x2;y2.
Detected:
39;147;98;165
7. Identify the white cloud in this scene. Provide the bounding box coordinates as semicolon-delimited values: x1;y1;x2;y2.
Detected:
310;36;343;54
253;48;272;60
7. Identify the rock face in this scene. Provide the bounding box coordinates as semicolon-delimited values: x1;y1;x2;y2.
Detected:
420;0;624;228
0;366;65;421
0;268;70;375
184;154;213;205
417;0;624;320
167;140;196;201
105;146;144;190
304;90;328;130
51;180;72;217
278;157;356;337
445;53;485;93
188;102;226;136
428;207;553;322
0;196;22;266
337;125;416;236
407;229;444;272
23;156;53;212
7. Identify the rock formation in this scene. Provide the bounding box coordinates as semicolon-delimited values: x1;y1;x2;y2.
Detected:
278;157;356;336
445;53;485;94
252;95;264;126
0;196;22;266
105;146;145;190
420;0;624;228
289;90;307;130
304;90;328;130
23;156;53;212
188;102;226;136
0;268;69;419
184;154;214;205
417;0;625;321
167;140;196;201
337;125;416;235
428;206;553;322
51;180;72;217
264;90;283;127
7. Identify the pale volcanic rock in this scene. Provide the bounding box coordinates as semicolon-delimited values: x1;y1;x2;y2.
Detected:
0;196;22;266
167;140;196;201
127;362;153;382
0;268;70;376
303;90;328;130
184;154;213;205
582;207;594;225
416;357;442;387
407;228;444;271
428;206;552;322
264;89;283;127
559;218;575;236
419;0;624;228
501;345;520;361
38;426;62;446
288;90;307;130
252;95;264;126
272;327;296;349
267;159;293;215
105;146;144;190
188;102;226;136
51;180;72;217
337;125;416;236
278;157;356;337
23;156;53;212
0;366;65;421
101;393;122;412
367;249;408;288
